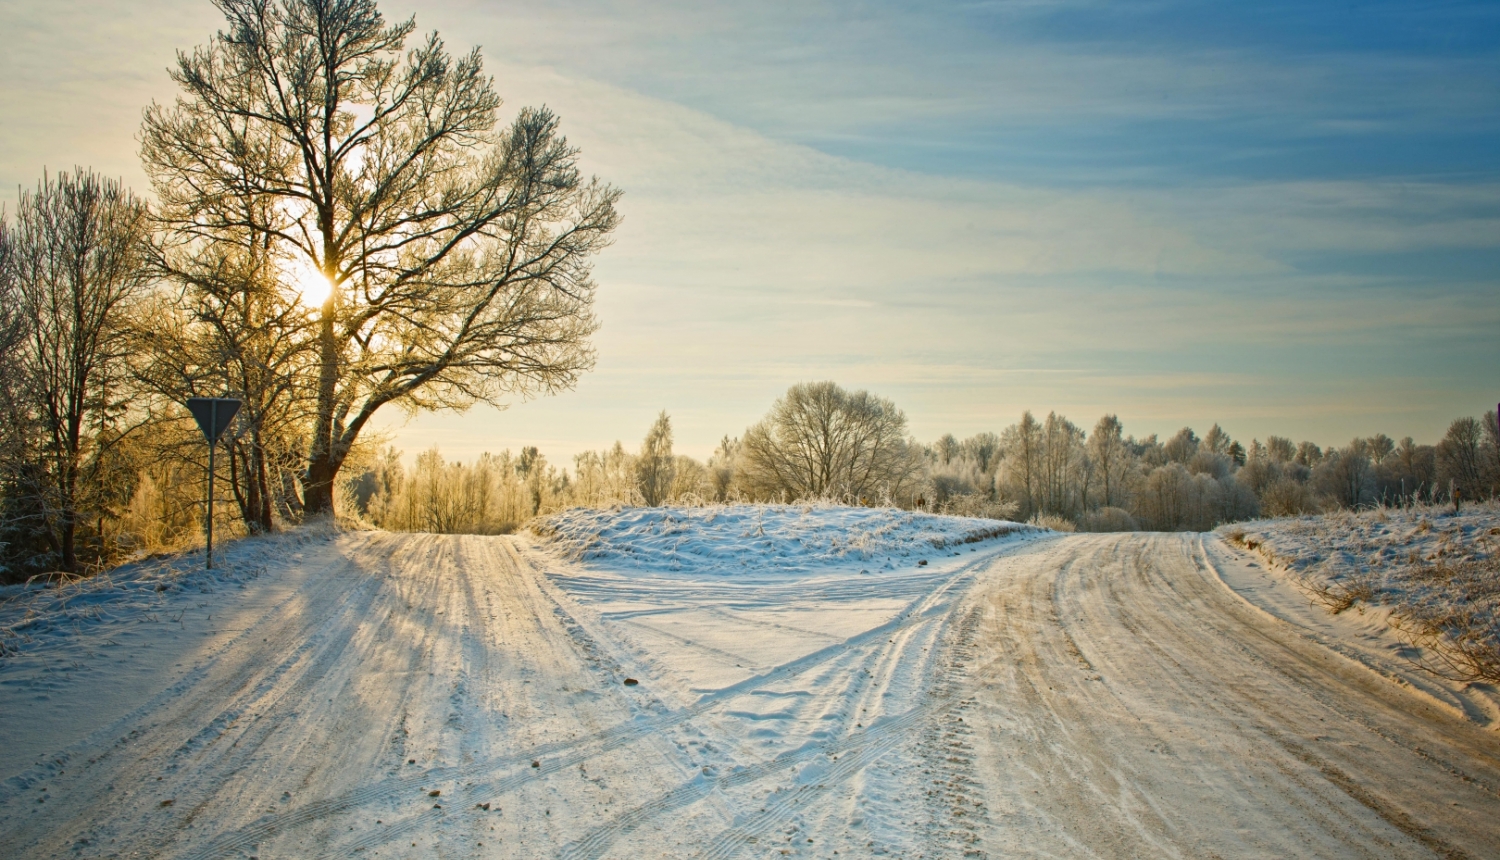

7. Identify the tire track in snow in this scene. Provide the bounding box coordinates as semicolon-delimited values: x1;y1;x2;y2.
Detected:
0;535;401;858
309;542;1014;859
555;635;970;859
692;704;942;860
1105;537;1478;857
157;535;461;859
963;533;1500;858
2;528;1034;859
917;603;990;859
551;550;1008;860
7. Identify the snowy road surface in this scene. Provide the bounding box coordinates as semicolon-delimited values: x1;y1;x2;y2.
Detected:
2;528;1499;858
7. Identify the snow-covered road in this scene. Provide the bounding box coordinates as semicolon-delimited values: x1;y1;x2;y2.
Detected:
2;525;1498;858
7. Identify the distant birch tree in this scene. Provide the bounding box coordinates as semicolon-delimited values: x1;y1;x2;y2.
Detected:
636;411;675;506
1088;414;1131;509
998;411;1042;519
140;0;620;515
1038;412;1085;518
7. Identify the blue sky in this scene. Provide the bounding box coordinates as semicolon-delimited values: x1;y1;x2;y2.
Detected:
1;0;1496;464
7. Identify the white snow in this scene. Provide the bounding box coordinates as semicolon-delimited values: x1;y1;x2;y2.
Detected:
2;505;1498;858
535;503;1028;577
0;522;345;771
1219;501;1500;720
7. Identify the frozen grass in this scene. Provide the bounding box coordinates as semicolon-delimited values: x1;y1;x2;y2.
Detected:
1222;501;1500;683
533;503;1031;576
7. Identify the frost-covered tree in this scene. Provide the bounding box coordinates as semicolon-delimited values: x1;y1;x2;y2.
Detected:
1365;433;1395;465
1385;436;1437;503
707;436;740;502
997;411;1043;519
1295;441;1324;468
1087;415;1131;509
960;431;1002;475
1163;427;1199;464
141;0;620;515
636;411;675;506
572;441;638;506
1266;436;1296;464
933;433;960;466
739;381;920;502
1202;424;1231;456
1314;441;1376;509
1038;412;1085;519
1437;417;1488;500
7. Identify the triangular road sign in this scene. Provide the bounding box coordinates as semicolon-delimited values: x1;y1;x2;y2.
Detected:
186;397;242;445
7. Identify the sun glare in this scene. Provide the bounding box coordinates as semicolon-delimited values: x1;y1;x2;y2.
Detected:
286;257;333;307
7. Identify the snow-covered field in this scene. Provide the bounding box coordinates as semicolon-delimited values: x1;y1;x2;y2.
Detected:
1222;501;1500;689
2;506;1498;858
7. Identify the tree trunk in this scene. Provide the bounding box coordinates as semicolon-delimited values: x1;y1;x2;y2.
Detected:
253;438;274;533
59;512;78;573
305;298;340;516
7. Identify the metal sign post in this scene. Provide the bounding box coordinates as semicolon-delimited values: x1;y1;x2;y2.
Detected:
187;397;242;569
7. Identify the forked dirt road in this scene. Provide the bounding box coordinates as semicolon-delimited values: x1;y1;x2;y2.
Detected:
1;530;1497;858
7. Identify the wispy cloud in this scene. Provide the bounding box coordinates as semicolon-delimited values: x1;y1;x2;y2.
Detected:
1;0;1493;460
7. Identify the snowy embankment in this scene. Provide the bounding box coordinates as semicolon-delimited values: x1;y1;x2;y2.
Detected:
1221;502;1500;683
0;522;347;771
533;503;1029;577
0;521;339;659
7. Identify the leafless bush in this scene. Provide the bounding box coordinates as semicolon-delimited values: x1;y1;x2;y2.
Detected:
1307;569;1378;615
1080;506;1139;532
935;492;1019;521
1032;513;1077;532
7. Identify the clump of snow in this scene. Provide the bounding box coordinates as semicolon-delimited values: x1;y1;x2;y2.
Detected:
1221;501;1500;682
533;504;1030;576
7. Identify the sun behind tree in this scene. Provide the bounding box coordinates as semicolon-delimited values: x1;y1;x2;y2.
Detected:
140;0;620;516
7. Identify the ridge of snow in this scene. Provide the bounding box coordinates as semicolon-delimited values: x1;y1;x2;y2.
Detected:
533;503;1031;576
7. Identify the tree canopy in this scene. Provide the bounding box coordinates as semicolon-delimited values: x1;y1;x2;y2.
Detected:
140;0;620;513
739;381;921;502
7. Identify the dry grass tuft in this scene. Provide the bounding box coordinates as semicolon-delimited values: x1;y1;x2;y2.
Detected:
1388;557;1500;683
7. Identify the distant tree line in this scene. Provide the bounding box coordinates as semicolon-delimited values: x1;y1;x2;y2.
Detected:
355;380;1500;536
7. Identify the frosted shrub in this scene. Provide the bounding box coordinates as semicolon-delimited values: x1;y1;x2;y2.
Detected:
1079;507;1138;532
1032;513;1077;532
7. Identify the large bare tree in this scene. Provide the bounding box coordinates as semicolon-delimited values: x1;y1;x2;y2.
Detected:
739;381;920;502
141;0;620;514
2;170;152;572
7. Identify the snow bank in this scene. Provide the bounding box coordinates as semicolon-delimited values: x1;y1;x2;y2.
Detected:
533;504;1029;576
1221;502;1500;682
0;520;343;659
